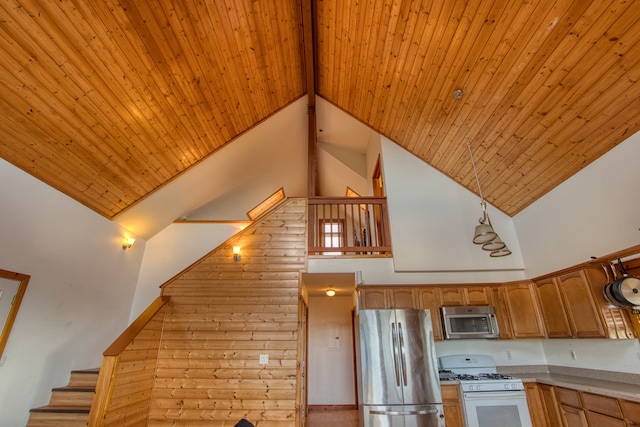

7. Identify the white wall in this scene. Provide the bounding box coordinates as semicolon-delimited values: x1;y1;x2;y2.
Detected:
541;339;640;374
515;130;640;277
307;296;356;405
0;159;143;427
129;222;245;321
381;138;526;274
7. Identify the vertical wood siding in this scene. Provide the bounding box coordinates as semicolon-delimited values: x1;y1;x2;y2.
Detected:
150;198;307;426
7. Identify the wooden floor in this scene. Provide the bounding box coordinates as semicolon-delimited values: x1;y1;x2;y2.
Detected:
307;406;359;427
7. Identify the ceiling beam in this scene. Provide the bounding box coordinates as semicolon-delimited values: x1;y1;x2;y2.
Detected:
300;0;318;197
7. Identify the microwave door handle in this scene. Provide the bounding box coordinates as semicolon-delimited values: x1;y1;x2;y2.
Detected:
490;314;500;335
397;322;408;386
391;322;401;387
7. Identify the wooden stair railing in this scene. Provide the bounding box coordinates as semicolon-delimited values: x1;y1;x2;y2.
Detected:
87;296;169;427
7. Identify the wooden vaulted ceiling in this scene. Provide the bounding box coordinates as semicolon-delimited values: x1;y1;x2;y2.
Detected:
1;0;639;219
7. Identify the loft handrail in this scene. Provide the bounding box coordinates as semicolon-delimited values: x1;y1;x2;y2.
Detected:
308;196;392;256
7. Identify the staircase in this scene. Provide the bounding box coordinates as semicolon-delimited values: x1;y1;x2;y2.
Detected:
27;368;99;427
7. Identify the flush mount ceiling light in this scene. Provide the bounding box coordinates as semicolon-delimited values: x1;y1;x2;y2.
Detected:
454;89;511;257
325;289;336;297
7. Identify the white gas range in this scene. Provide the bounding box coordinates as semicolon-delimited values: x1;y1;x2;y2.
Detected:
439;354;532;427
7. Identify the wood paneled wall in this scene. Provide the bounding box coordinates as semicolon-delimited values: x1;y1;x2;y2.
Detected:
104;303;167;426
150;198;307;426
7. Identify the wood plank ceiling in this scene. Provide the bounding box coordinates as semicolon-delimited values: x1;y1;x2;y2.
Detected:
1;0;639;219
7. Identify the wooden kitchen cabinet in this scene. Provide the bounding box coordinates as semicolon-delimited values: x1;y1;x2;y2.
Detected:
525;383;548;427
358;287;388;309
620;399;640;425
358;287;417;309
538;384;563;427
535;277;572;338
489;286;513;339
556;387;588;427
504;282;547;338
387;287;417;308
441;287;466;306
440;286;490;306
534;265;635;340
561;404;589;427
583;391;627;426
441;383;464;427
556;270;606;338
534;383;640;427
417;287;444;341
464;286;490;305
583;265;636;339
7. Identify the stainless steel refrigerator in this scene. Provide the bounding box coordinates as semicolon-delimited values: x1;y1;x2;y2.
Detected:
355;309;445;427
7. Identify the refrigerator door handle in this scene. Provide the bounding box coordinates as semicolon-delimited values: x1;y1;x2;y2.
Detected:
391;322;401;387
369;408;439;416
397;322;408;386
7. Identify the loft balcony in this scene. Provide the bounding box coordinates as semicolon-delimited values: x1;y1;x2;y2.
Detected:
308;197;392;257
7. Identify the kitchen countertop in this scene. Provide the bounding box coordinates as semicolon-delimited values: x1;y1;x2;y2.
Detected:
439;366;640;403
502;365;640;403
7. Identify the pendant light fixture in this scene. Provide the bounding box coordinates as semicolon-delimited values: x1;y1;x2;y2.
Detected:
453;89;511;257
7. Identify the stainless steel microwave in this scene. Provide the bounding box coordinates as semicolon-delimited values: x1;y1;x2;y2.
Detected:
441;306;500;339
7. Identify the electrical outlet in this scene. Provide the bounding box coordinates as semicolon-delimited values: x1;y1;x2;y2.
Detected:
259;354;269;365
569;350;577;360
506;351;512;360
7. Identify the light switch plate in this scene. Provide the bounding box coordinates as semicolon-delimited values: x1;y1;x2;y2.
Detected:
259;354;269;365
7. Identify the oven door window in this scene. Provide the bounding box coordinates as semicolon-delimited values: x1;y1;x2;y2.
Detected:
462;392;532;427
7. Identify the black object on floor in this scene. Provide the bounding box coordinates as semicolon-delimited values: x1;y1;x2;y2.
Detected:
235;419;255;427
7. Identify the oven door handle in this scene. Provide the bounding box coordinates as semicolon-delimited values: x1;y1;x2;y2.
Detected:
463;391;526;400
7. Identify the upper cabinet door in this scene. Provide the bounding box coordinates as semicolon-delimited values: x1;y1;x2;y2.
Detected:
556;270;606;338
388;288;417;309
417;287;444;341
535;277;572;338
504;282;547;338
359;288;389;309
465;287;490;305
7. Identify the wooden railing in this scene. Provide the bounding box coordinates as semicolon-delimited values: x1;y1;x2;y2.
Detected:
308;197;392;255
87;296;169;427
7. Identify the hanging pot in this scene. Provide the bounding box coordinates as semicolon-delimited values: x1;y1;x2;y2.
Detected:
604;259;640;308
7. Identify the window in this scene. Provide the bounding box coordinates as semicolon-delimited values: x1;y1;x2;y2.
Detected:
319;219;345;255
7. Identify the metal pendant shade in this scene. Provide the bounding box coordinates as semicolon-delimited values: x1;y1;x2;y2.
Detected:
455;89;511;257
490;247;512;257
473;223;497;244
482;234;506;251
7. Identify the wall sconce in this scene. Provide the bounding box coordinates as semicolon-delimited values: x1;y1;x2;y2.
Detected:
325;289;336;297
122;237;135;250
233;246;241;262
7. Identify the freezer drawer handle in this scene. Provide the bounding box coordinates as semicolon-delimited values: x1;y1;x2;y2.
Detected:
370;408;439;416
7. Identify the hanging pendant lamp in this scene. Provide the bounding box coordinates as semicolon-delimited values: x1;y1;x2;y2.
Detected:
454;89;511;257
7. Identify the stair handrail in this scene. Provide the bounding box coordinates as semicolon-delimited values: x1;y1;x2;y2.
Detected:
87;295;169;426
